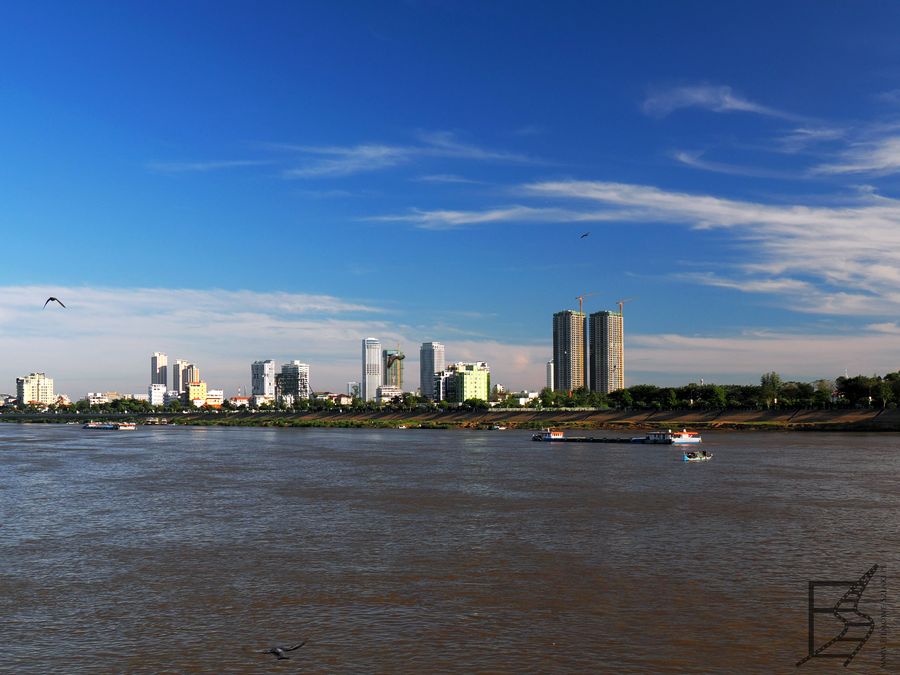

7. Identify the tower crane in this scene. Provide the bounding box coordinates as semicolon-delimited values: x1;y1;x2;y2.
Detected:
616;297;635;315
575;292;597;315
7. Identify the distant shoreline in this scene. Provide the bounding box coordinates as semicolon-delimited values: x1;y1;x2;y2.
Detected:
4;407;900;431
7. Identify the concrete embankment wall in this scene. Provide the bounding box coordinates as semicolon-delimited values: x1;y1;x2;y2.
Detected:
6;408;900;430
173;407;900;430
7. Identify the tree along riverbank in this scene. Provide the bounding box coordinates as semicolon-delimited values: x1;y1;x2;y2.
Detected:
5;407;900;431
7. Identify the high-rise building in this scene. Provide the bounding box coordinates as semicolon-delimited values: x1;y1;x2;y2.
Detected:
278;361;311;402
172;359;190;393
589;310;625;394
251;360;276;398
184;363;200;386
419;341;445;400
16;372;54;405
546;360;555;391
362;338;382;401
151;352;168;388
553;310;586;392
382;348;404;389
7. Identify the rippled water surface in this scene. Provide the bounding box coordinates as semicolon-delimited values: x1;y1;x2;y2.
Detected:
1;424;898;672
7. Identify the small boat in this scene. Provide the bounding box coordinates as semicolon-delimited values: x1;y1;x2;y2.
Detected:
492;425;507;430
670;429;702;445
397;425;408;429
683;450;713;462
532;428;565;441
83;421;136;430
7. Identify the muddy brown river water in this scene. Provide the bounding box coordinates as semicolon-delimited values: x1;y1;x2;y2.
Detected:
0;424;897;672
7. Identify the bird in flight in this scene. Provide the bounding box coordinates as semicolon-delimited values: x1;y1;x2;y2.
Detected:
580;232;590;239
43;297;66;309
259;641;305;660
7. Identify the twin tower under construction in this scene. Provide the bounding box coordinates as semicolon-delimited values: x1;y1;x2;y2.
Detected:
552;309;624;395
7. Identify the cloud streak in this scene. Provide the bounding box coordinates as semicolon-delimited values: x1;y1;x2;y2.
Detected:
278;131;536;178
813;135;900;175
376;178;900;317
147;160;272;173
642;84;804;121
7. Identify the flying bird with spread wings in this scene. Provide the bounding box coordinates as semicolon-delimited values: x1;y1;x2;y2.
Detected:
580;232;590;239
43;297;66;309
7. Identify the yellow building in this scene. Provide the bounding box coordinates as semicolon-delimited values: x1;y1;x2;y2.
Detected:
185;381;207;407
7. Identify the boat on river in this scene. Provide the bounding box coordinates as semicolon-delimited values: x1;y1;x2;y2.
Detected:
683;450;713;462
631;431;675;444
83;421;136;430
671;429;702;445
532;428;565;441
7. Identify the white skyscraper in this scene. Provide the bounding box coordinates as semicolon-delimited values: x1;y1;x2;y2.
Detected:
172;359;190;393
16;372;54;405
362;338;382;401
251;360;276;398
151;352;168;388
148;383;167;406
419;341;445;400
546;360;554;391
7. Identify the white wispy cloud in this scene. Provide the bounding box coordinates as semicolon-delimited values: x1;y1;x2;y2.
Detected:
642;84;803;121
777;127;845;153
150;131;535;180
147;160;272;173
813;135;900;175
523;179;900;314
414;173;482;184
382;178;900;315
279;131;536;178
414;130;533;163
672;150;800;178
367;205;616;230
282;143;414;177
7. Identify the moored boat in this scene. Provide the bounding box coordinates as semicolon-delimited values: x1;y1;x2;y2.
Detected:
532;428;565;441
683;450;713;462
83;421;136;430
671;429;702;445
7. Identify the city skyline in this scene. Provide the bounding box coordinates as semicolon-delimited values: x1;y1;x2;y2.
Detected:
5;4;900;394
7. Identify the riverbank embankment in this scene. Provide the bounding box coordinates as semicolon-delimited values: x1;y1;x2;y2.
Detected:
5;407;900;431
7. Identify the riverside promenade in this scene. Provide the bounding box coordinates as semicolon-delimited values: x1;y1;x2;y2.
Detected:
4;407;900;431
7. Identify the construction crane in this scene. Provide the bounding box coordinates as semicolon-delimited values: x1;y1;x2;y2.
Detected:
616;297;635;315
575;292;596;315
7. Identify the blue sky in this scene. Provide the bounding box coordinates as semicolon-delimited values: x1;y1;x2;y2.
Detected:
5;1;900;396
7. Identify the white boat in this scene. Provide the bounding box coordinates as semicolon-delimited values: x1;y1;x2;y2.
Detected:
83;421;136;430
670;429;702;445
683;450;713;462
492;425;507;430
532;428;565;441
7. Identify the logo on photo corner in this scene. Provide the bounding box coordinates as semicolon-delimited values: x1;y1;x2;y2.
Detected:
797;564;882;668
